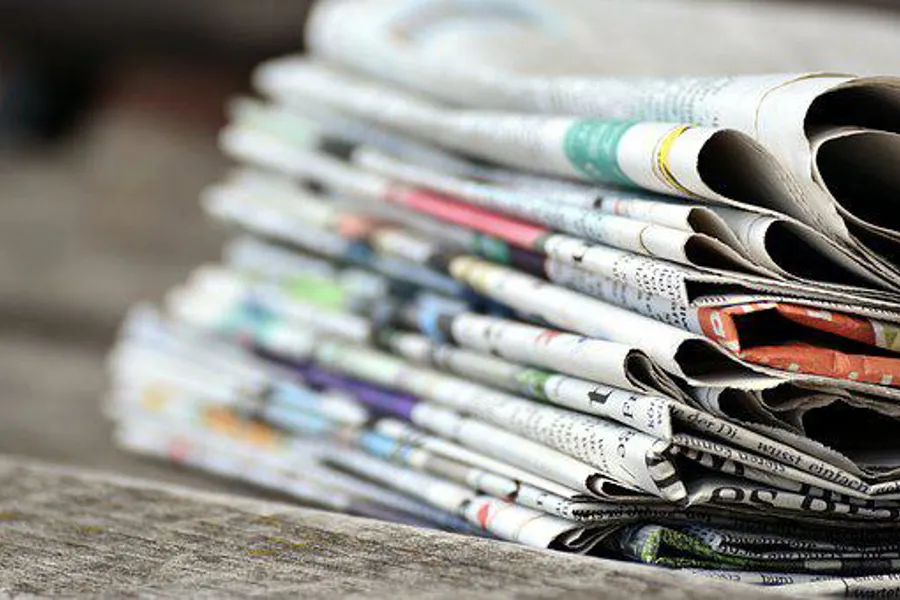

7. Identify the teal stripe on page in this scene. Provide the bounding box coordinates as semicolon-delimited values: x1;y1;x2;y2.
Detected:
563;120;636;186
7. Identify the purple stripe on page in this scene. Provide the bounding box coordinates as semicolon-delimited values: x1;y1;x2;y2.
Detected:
255;347;418;420
299;364;419;420
508;246;547;278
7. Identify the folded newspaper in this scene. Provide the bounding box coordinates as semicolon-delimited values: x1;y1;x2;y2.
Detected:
106;0;900;594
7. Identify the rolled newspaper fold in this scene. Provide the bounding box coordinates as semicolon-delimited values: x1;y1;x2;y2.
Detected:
255;61;838;246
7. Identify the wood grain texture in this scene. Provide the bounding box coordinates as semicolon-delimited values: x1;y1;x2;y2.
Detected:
0;457;788;599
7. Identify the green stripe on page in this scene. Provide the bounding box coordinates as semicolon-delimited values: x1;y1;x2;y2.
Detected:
472;234;512;265
285;275;346;308
563;120;636;186
514;369;552;401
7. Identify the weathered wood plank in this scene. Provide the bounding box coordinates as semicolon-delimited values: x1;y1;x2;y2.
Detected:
0;457;788;598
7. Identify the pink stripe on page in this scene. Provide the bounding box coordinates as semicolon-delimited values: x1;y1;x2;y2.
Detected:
386;186;549;249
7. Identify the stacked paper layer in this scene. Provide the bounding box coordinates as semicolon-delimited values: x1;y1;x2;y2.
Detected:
106;0;900;592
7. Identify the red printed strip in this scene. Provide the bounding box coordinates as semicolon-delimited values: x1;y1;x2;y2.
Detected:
385;185;549;249
696;304;747;354
696;303;900;387
740;343;900;387
698;302;900;353
336;214;384;240
773;304;900;352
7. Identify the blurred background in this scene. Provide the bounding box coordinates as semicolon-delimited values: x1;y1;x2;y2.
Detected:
0;0;897;492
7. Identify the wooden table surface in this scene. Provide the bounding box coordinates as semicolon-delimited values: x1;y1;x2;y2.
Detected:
0;457;792;598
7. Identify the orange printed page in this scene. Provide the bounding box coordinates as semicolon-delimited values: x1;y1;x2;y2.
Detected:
697;303;900;387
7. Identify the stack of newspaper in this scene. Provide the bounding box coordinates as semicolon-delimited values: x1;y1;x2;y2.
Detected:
106;0;900;591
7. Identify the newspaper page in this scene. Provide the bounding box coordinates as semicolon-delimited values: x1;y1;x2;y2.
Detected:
255;60;843;242
446;255;777;386
351;144;892;291
299;0;900;251
173;252;900;494
166;264;900;503
202;155;896;410
163;259;900;494
223;99;900;300
326;447;612;553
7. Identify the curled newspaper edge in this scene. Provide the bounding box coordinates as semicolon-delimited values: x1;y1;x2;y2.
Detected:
299;0;900;261
255;61;842;254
